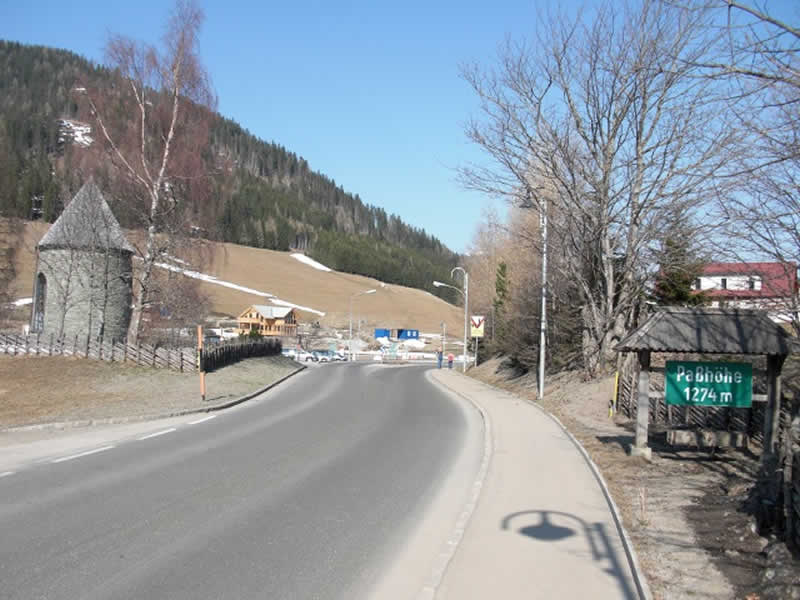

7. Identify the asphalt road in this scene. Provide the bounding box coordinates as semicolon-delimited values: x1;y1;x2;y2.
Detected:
0;363;482;600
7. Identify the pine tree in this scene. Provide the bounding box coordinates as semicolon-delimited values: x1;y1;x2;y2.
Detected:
652;238;708;306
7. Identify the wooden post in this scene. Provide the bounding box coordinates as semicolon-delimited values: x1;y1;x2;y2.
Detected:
198;325;206;401
782;395;797;546
763;354;785;455
631;350;652;459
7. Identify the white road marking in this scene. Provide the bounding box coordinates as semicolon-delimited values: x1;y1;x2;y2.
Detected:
188;415;216;425
52;445;115;464
137;428;177;441
0;471;15;478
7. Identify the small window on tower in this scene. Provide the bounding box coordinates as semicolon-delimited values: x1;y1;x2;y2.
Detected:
721;278;727;290
694;278;701;290
749;278;755;290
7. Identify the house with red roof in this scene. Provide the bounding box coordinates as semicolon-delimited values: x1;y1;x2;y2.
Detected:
692;262;798;322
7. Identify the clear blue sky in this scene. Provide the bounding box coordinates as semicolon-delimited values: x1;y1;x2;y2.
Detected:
0;0;552;253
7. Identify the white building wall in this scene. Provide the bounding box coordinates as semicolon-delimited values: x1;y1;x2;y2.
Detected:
697;275;761;292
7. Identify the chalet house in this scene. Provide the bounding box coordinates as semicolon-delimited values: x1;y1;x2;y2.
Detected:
237;305;297;337
692;262;798;322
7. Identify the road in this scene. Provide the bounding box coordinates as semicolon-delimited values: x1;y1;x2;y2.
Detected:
0;363;483;600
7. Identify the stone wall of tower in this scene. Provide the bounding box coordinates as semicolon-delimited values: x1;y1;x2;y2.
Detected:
34;247;132;340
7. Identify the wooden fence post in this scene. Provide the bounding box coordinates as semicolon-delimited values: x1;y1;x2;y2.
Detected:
632;350;652;459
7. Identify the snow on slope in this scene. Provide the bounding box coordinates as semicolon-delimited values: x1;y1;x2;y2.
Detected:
148;259;326;316
291;253;332;272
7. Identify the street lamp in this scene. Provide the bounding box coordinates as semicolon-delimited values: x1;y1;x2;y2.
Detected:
433;266;469;372
349;288;376;361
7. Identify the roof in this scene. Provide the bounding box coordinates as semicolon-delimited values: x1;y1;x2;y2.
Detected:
38;181;135;253
615;307;793;356
701;262;797;299
240;305;294;319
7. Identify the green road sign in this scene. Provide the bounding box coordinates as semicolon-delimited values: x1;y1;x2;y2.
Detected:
665;361;752;408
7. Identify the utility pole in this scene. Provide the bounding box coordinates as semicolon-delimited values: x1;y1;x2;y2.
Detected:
538;192;547;401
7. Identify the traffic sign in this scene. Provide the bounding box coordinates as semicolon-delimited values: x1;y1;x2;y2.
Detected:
470;315;485;338
665;361;752;407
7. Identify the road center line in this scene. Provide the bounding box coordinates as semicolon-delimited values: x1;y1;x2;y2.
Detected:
138;428;177;441
188;415;216;425
0;471;15;478
52;445;115;464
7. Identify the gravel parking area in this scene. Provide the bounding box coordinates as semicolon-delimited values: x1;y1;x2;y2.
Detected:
0;354;302;428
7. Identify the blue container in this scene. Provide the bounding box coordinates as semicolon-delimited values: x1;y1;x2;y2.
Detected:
374;328;391;339
397;329;419;340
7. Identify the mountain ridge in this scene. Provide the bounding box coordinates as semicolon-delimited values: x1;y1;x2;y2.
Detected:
0;40;461;300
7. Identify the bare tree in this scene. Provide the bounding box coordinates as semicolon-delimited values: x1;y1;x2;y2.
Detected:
672;1;800;330
461;0;737;375
78;0;216;344
0;217;19;326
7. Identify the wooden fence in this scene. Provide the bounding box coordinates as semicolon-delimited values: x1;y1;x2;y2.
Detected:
200;338;281;372
0;332;197;372
786;397;800;550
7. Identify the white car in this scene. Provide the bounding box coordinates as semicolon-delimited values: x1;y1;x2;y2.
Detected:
296;350;316;362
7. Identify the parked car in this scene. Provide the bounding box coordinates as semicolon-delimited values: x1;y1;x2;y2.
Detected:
295;350;316;362
313;350;332;362
281;348;297;359
332;351;348;361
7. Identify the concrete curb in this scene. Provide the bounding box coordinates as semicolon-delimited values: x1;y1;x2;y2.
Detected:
1;364;307;434
419;369;494;600
460;372;653;600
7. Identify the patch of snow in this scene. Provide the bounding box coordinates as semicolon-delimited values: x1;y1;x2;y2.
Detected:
152;260;275;298
291;253;332;272
13;297;33;307
57;119;93;147
402;339;426;350
269;298;326;317
143;258;327;317
163;255;189;266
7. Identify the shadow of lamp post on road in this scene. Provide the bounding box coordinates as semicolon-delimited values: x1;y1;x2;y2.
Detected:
501;509;638;600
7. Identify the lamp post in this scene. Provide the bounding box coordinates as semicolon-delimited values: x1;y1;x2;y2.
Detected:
349;288;376;361
433;266;469;372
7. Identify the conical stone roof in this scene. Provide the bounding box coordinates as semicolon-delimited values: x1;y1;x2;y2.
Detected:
38;181;135;253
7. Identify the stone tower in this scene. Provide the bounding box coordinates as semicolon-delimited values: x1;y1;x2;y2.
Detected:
31;181;135;340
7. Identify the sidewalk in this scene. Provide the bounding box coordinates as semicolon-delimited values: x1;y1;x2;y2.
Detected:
429;369;648;600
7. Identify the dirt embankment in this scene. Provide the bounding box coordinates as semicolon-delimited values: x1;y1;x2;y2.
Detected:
0;354;300;428
468;357;799;600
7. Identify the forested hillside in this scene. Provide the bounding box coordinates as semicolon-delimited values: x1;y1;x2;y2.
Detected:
0;41;459;296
